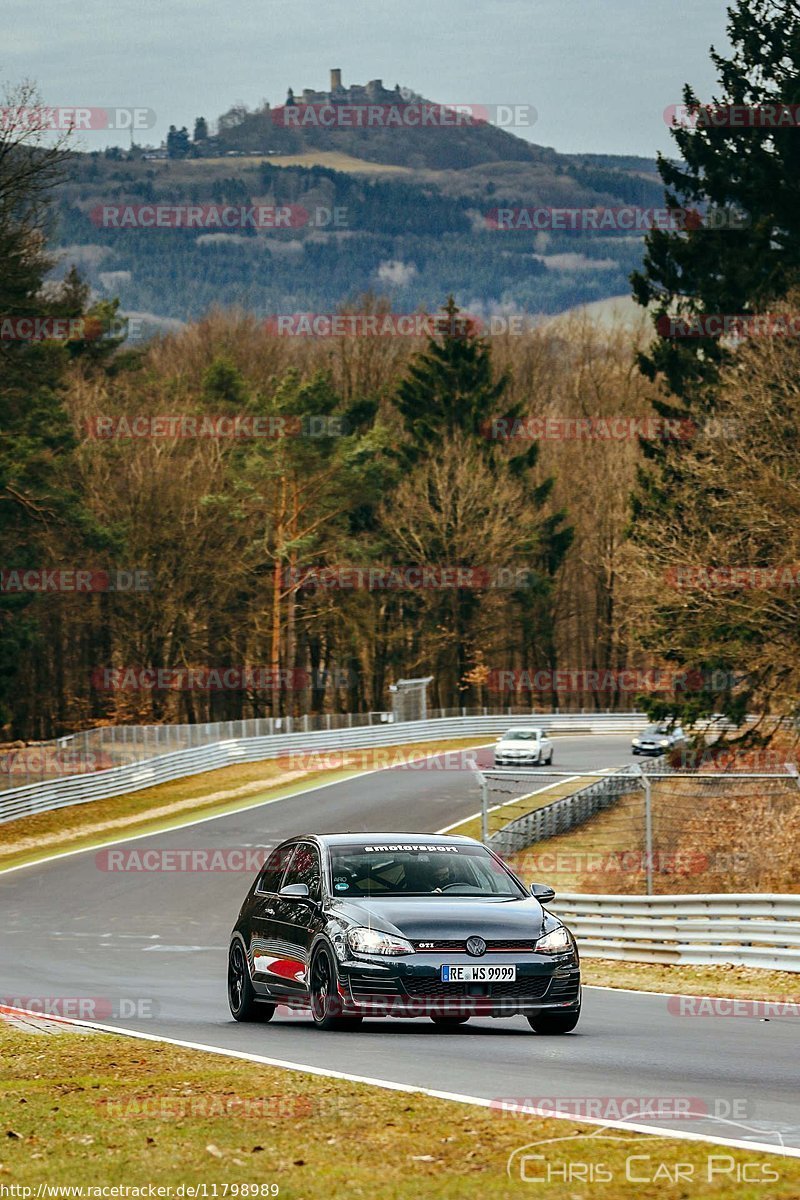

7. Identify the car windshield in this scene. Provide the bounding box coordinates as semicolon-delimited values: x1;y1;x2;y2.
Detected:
503;730;540;741
645;725;670;735
327;843;526;898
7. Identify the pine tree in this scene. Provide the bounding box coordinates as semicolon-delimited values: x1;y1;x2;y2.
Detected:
630;1;800;734
392;298;573;702
0;85;109;733
632;0;800;406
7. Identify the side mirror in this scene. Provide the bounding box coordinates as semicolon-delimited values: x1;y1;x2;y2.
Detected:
279;882;311;900
530;882;556;904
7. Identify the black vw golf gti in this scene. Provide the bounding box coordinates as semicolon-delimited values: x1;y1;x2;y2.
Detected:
228;833;581;1032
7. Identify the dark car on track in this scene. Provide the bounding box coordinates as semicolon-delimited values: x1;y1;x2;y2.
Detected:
228;832;581;1033
631;722;687;756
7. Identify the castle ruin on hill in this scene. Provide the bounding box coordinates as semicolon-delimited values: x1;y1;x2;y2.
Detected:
286;69;405;107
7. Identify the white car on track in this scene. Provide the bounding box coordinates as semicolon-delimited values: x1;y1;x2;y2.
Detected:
493;727;554;768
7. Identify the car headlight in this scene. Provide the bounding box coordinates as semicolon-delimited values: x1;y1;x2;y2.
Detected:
346;927;414;957
660;739;670;747
534;926;572;954
632;737;640;746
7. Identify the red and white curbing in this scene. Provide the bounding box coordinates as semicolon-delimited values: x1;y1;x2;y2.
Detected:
0;1004;96;1035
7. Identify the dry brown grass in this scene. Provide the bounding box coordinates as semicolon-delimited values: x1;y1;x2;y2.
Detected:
506;775;800;895
1;1026;796;1197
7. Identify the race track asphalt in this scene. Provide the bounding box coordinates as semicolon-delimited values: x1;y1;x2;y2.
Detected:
1;735;798;1152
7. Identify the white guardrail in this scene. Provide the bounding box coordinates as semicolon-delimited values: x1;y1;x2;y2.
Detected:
0;712;648;825
553;893;800;972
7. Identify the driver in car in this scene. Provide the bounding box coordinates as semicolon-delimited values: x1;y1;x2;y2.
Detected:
431;858;457;892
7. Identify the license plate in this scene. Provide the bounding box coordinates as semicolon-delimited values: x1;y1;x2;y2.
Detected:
440;965;517;982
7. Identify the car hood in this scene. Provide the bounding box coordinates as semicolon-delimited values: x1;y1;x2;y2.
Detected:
496;741;540;751
327;894;554;939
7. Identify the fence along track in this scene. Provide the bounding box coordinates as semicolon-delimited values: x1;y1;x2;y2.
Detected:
552;891;800;972
0;712;646;824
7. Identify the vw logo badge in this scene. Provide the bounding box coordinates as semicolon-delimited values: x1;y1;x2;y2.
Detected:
466;936;487;957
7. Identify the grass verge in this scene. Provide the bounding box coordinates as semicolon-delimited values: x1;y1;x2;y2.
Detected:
447;775;593;842
582;958;800;1002
456;776;800;1003
0;1025;795;1197
0;738;488;875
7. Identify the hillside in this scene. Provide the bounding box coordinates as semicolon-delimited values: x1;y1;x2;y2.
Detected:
49;81;665;329
206;72;549;171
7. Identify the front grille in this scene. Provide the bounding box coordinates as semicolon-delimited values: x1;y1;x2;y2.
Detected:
411;940;537;953
548;974;580;1003
402;976;551;999
348;977;401;999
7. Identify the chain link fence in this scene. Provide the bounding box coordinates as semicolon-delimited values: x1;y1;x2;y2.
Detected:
0;707;644;791
477;763;800;895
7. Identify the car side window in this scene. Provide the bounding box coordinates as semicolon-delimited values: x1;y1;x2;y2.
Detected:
283;843;322;899
256;845;295;894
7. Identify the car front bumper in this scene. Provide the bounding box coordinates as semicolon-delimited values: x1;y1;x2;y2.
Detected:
495;755;542;766
336;953;580;1017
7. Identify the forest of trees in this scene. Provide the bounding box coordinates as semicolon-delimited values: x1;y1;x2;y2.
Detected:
0;280;660;737
51;153;654;323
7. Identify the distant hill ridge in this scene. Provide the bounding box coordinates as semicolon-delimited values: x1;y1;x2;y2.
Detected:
55;73;666;324
209;68;548;170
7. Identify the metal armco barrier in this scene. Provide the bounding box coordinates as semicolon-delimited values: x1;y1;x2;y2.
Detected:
0;713;648;825
553;892;800;972
485;765;646;859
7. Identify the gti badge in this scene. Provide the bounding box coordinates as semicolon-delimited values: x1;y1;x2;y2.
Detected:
466;936;487;957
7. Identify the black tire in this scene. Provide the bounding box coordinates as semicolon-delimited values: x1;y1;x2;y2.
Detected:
310;945;361;1030
430;1014;470;1029
526;1004;581;1034
547;750;554;765
228;940;276;1022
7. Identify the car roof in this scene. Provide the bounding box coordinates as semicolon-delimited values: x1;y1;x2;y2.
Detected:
501;727;543;734
280;832;479;848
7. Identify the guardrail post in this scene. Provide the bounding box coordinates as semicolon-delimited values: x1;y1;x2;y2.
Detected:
479;772;489;846
643;772;653;896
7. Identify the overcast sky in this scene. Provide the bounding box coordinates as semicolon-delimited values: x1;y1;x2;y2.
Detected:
4;0;732;158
